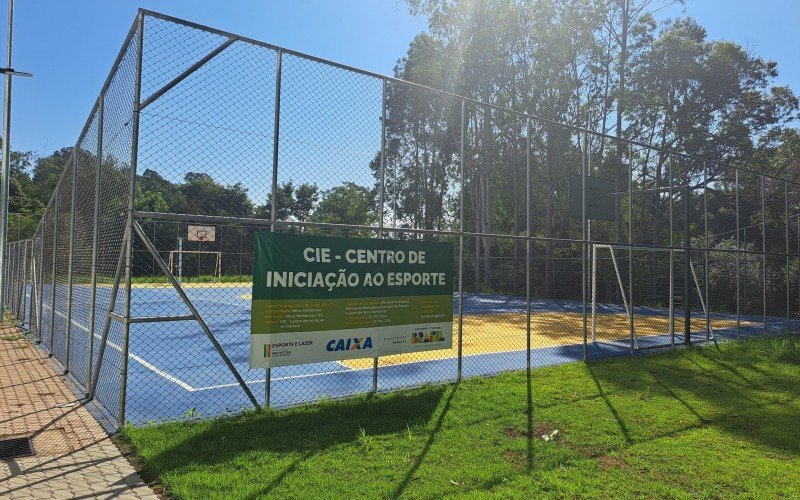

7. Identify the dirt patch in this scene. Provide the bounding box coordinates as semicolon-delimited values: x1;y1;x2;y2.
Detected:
599;455;629;471
562;440;611;458
503;450;526;469
532;423;555;437
501;426;524;438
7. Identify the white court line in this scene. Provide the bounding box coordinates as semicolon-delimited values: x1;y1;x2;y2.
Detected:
192;347;528;392
37;300;197;392
194;366;369;392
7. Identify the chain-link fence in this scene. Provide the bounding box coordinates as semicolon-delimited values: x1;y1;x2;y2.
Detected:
5;9;800;431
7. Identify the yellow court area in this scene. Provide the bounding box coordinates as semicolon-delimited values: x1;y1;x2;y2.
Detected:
340;312;753;369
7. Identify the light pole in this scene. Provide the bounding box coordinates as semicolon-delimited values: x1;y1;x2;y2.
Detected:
0;0;31;317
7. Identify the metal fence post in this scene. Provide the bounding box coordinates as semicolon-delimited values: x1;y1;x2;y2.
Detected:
628;143;634;352
581;130;588;361
371;78;387;394
64;149;78;374
29;240;38;335
8;241;15;317
16;241;21;319
266;48;283;407
36;230;44;342
457;99;465;381
761;175;766;333
704;162;710;339
786;182;790;332
7;241;13;317
118;13;145;430
525;118;531;373
683;184;690;345
48;192;59;356
666;155;673;347
86;93;104;394
20;240;27;325
15;241;21;319
735;169;740;336
12;241;17;315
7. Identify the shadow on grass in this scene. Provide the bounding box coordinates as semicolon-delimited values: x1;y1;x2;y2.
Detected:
390;383;458;499
588;366;634;446
140;387;446;495
587;336;800;455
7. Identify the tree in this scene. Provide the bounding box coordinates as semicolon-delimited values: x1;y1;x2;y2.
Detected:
174;172;253;218
31;147;72;207
254;181;319;222
309;182;377;236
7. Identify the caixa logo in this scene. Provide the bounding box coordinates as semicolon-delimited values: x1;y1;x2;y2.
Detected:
326;337;373;351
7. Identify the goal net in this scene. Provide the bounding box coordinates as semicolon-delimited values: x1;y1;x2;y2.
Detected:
167;250;222;281
591;244;712;350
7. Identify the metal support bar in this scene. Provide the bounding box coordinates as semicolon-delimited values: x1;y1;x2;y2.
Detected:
668;155;674;348
129;314;197;323
19;240;27;325
0;0;15;317
786;182;790;332
703;162;710;339
265;48;283;407
88;233;127;400
684;185;691;345
581;130;588;361
735;170;740;337
64;149;78;374
591;245;597;343
118;14;145;430
761;175;766;333
525;117;531;373
36;229;44;342
48;192;60;355
86;92;104;396
7;241;14;317
138;37;238;111
29;245;37;337
132;220;261;409
127;210;798;258
110;312;196;324
372;78;387;393
628;143;634;353
457;100;465;380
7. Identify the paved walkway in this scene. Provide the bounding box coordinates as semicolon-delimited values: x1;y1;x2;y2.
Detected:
0;324;158;499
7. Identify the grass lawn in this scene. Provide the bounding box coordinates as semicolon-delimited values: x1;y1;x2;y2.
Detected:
123;336;800;498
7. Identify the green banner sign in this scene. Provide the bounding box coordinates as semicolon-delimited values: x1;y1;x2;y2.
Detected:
250;232;454;368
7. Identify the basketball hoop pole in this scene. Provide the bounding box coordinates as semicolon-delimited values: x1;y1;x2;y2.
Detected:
177;236;183;283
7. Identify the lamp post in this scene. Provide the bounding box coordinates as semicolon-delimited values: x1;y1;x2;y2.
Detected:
0;0;31;316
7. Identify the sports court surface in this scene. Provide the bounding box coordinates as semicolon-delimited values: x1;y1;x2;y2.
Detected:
31;284;787;425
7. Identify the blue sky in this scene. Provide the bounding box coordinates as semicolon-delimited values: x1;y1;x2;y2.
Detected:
3;0;798;156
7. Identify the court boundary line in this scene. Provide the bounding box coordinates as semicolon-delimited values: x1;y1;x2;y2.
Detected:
37;297;197;392
33;290;786;396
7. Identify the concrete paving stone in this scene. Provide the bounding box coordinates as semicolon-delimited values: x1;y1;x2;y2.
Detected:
0;326;158;499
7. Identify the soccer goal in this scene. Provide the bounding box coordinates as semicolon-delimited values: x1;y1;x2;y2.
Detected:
167;249;222;281
591;244;713;350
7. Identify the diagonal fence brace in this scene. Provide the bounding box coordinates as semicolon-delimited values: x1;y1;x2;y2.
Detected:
132;219;261;410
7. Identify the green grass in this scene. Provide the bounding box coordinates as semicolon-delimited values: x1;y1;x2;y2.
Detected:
123;336;800;499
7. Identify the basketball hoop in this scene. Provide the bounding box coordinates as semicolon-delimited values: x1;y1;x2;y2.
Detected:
188;225;215;242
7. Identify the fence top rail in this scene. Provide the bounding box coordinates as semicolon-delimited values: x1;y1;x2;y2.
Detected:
139;8;798;187
132;211;798;258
